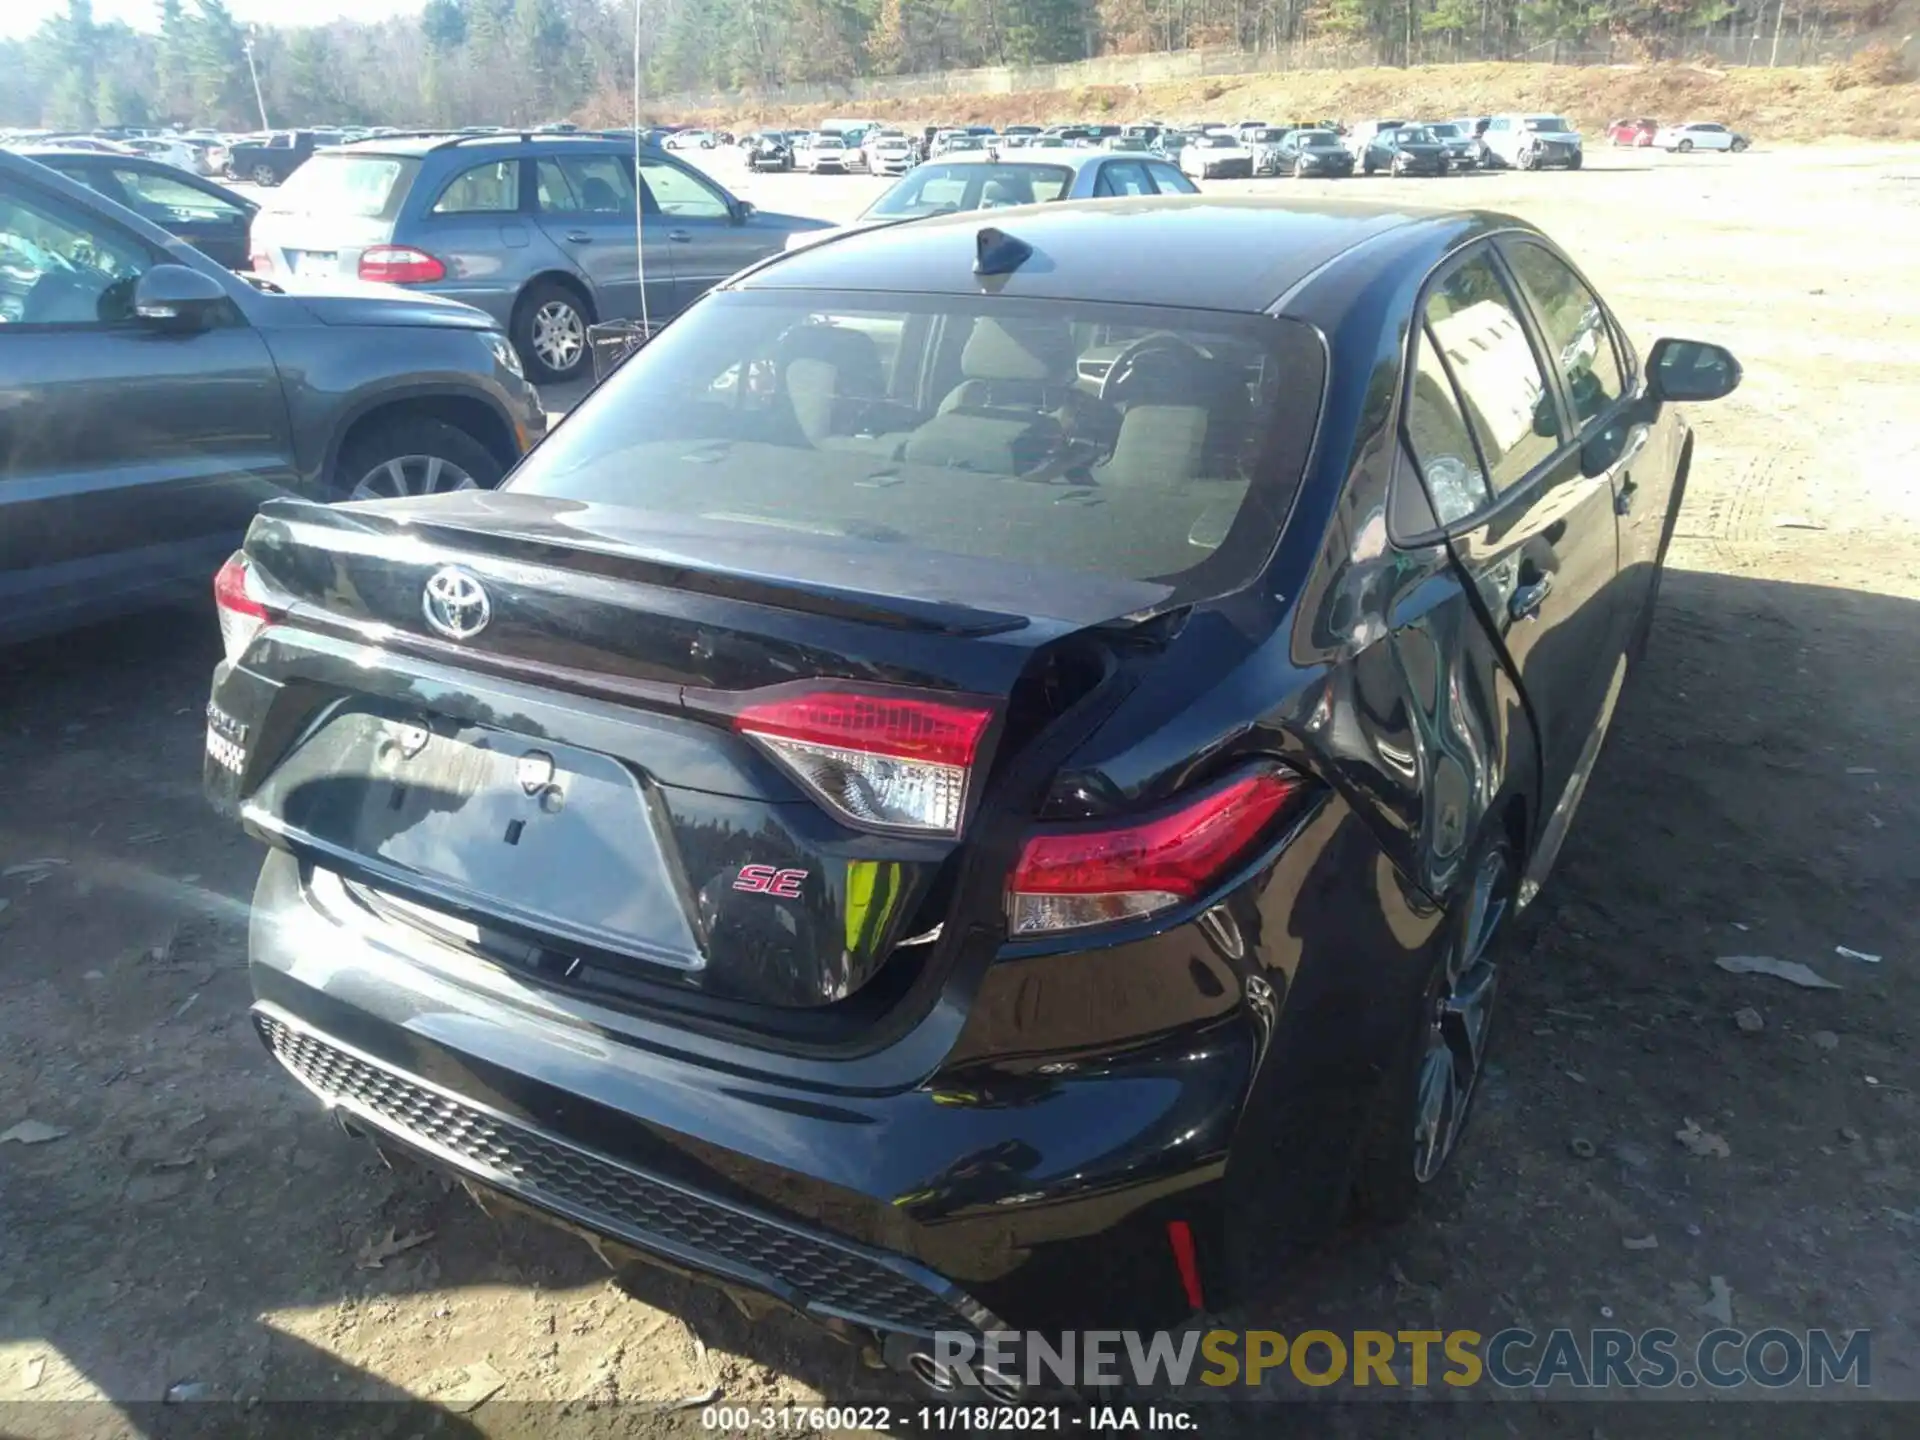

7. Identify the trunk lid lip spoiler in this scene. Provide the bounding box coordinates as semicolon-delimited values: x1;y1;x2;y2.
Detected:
250;495;1180;639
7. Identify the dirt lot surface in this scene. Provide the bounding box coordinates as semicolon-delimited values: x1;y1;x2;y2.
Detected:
5;145;1920;1437
679;61;1920;144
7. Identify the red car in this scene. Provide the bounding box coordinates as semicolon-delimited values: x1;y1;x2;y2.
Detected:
1608;117;1659;147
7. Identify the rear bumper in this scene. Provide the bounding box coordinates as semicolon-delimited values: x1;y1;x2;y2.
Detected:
245;848;1257;1338
410;283;517;331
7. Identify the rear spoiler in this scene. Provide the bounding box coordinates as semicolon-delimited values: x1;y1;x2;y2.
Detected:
250;495;1173;639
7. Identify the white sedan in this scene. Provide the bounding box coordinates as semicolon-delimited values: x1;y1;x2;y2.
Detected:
803;136;850;173
1654;121;1750;153
126;137;206;173
1178;133;1254;180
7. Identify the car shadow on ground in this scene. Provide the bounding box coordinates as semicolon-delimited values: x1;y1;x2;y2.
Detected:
2;564;1916;1432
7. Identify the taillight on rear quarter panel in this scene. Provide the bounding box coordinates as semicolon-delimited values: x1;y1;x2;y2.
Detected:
213;552;277;666
731;691;995;837
1007;768;1304;936
358;246;447;284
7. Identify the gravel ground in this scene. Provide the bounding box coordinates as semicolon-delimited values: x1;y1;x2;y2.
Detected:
4;144;1919;1437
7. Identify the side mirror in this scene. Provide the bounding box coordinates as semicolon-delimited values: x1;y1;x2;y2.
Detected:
1648;337;1741;403
733;199;756;224
134;264;230;332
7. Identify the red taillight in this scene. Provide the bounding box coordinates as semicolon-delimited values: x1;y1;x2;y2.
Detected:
213;552;276;664
248;250;272;274
732;690;995;836
358;246;447;284
1007;768;1303;936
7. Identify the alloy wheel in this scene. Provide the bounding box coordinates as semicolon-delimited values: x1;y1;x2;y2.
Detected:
349;454;479;501
530;299;586;374
1411;848;1510;1184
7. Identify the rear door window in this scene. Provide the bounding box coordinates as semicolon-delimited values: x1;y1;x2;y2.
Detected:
1094;161;1154;197
109;167;245;222
537;155;637;214
1421;249;1559;492
1146;162;1198;194
506;291;1326;603
431;160;521;215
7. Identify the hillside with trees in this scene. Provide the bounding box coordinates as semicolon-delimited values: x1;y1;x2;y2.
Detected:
0;0;1909;130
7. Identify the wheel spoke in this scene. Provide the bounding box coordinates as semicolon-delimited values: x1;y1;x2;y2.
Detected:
1412;1043;1458;1184
422;456;445;493
1413;848;1511;1184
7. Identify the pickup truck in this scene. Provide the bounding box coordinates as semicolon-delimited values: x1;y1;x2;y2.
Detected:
226;131;341;186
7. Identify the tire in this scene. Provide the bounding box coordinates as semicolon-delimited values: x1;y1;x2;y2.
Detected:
333;415;506;502
1363;160;1376;176
1295;157;1308;179
1731;137;1749;153
1677;138;1694;153
511;278;593;385
1351;835;1516;1222
1517;148;1537;171
1567;151;1582;171
251;164;277;187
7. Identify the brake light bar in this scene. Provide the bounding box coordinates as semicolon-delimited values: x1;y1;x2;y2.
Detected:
1007;767;1304;936
213;552;279;665
358;246;447;284
732;690;996;836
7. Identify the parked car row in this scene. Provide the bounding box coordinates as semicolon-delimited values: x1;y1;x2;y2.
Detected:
1610;117;1752;151
728;110;1756;186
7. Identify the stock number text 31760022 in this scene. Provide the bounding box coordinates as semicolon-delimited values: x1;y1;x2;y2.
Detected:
701;1406;1074;1431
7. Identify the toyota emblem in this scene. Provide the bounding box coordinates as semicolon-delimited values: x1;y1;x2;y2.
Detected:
422;567;491;640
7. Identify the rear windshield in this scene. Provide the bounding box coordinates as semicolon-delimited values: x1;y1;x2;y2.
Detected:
865;163;1073;217
271;153;415;218
508;291;1325;602
1296;131;1339;146
1525;117;1572;132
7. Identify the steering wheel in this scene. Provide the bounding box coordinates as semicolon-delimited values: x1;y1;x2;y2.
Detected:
1098;332;1209;404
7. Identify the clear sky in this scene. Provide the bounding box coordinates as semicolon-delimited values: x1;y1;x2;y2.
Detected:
3;0;426;41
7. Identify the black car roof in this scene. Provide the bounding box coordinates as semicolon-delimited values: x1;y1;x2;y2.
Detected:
734;195;1501;313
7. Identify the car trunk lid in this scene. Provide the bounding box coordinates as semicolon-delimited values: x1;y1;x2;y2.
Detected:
220;492;1163;1011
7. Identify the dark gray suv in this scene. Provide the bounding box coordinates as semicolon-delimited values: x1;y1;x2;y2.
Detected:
0;148;544;644
249;134;833;382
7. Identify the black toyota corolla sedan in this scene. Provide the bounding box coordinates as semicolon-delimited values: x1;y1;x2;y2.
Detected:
204;196;1737;1378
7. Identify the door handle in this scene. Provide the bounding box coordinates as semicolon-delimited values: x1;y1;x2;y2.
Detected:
1615;476;1638;516
563;230;592;243
668;229;692;243
1509;576;1552;623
